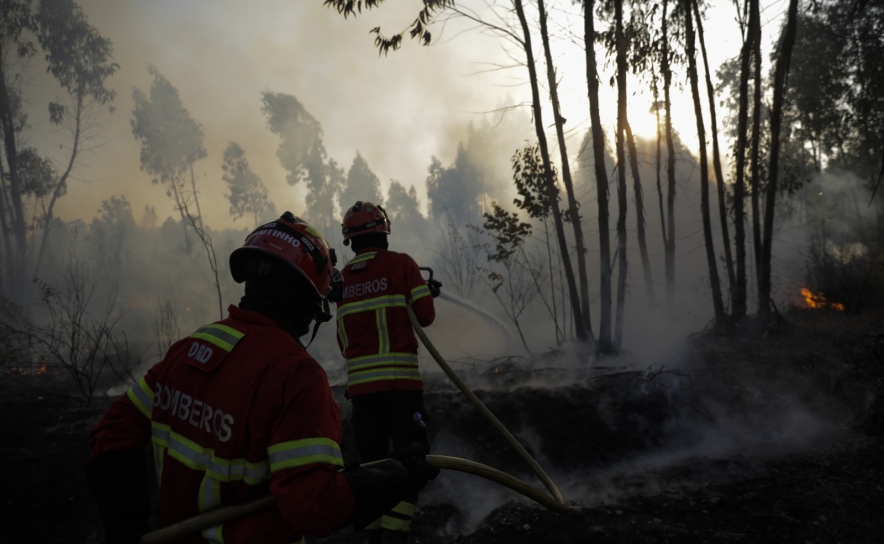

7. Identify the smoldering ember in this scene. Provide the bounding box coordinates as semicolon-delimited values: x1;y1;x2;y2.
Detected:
1;1;882;543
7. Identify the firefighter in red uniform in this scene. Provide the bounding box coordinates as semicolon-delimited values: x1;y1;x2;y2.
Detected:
86;212;438;544
336;201;442;544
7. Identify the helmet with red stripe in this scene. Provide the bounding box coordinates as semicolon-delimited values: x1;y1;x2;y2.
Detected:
341;201;391;246
230;212;338;300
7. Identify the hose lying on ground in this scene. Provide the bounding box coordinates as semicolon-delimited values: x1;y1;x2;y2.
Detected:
139;454;572;544
406;305;567;506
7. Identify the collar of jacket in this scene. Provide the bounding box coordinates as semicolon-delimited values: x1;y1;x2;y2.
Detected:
226;304;282;327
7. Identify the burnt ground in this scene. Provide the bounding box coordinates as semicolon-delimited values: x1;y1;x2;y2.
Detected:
2;309;883;543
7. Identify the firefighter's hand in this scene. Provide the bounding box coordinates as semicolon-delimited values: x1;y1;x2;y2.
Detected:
390;442;439;494
427;279;442;298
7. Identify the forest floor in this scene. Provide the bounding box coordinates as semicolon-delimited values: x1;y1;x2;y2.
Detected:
1;309;882;543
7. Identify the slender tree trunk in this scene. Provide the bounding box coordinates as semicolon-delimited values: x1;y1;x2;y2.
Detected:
653;70;667;256
537;0;593;339
760;0;799;316
683;0;725;320
584;0;613;353
748;0;763;299
34;95;83;281
0;48;27;290
733;0;755;318
625;121;654;304
189;162;203;230
662;0;677;312
693;0;735;304
0;153;15;290
514;0;587;341
613;0;629;351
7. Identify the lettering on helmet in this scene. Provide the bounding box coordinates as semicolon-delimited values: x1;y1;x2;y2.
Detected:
255;228;301;249
187;341;214;363
343;277;388;299
153;382;236;442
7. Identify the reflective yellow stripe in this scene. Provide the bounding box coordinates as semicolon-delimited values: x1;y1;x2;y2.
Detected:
337;318;349;352
391;501;415;516
267;437;344;472
190;323;245;352
347;353;419;372
348;367;422;387
376;308;390;354
150;422;269;484
199;474;224;542
381;515;412;532
347;251;377;266
152;443;166;487
126;377;155;418
411;284;431;302
336;294;406;319
365;518;382;530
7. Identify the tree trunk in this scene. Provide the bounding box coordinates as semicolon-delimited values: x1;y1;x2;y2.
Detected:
653;70;667;265
189;162;204;230
760;0;799;316
749;0;763;299
625;120;654;304
34;94;83;281
514;0;587;341
584;0;613;353
732;0;755;318
683;0;725;321
0;153;15;290
0;47;27;291
537;0;593;340
613;0;629;351
692;0;735;304
662;0;677;312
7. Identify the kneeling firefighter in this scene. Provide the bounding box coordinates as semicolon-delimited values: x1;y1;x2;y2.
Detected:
336;201;442;544
86;212;438;544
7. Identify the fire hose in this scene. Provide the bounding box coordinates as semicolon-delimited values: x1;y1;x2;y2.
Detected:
139;286;570;544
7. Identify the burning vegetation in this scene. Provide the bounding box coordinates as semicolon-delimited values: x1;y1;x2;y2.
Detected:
800;287;845;311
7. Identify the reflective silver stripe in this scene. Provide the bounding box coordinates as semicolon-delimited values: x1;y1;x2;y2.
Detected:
347;353;419;372
194;325;242;348
207;459;269;484
152;423;269;484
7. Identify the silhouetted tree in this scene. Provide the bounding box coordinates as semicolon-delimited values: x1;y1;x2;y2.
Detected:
221;141;271;227
341;152;383;210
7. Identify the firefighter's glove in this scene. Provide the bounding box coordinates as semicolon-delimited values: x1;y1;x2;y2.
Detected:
85;449;150;544
389;442;440;495
427;279;442;298
342;459;411;531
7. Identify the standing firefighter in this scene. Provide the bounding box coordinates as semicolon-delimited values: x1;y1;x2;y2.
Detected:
337;201;441;544
86;212;438;544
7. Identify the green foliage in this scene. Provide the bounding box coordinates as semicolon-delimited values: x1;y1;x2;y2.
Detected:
260;92;327;187
17;147;57;199
481;202;532;264
512;143;553;220
130;67;206;188
323;0;454;55
35;0;118;106
340;152;383;212
221;142;271;226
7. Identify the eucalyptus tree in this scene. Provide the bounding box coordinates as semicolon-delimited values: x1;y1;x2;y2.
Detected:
731;0;757;318
748;0;763;292
0;0;117;294
682;0;724;321
324;0;591;341
582;0;614;352
611;0;629;351
691;0;735;301
537;0;593;337
131;67;207;252
221;141;271;228
660;0;678;310
759;0;800;316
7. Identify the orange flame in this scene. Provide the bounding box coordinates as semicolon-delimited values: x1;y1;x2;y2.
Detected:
801;287;845;311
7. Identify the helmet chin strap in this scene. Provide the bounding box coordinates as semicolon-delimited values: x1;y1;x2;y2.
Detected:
304;298;333;348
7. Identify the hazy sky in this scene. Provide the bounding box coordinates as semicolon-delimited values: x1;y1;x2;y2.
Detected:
22;0;788;230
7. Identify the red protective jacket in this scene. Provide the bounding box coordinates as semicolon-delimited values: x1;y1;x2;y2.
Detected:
89;305;356;544
335;248;435;397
